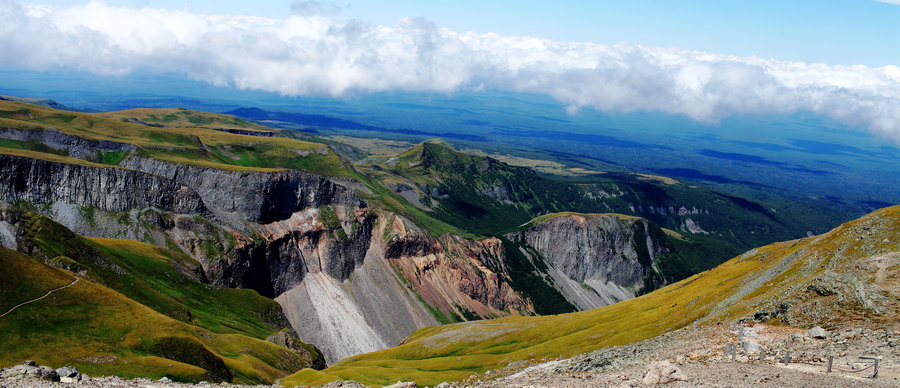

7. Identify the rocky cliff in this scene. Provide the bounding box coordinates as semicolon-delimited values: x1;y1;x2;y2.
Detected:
0;154;205;215
508;213;670;309
118;156;362;225
0;152;669;365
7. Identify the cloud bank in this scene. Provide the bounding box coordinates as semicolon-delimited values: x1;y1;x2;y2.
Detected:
2;0;899;140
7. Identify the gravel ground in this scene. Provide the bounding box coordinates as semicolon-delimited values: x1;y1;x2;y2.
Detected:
3;323;897;387
457;323;899;388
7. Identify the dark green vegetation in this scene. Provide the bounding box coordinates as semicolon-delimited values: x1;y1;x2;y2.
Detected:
357;141;850;284
0;212;323;383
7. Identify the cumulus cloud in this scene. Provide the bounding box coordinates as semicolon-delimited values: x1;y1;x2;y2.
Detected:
2;0;899;140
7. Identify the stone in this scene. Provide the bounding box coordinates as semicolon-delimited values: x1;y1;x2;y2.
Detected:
383;381;417;388
436;383;451;388
55;365;79;378
37;366;60;382
744;341;762;354
808;326;829;339
641;361;687;385
22;361;36;367
6;363;40;378
159;376;172;382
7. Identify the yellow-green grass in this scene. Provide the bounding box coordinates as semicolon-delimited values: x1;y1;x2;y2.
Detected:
519;211;642;229
0;100;349;177
104;108;273;133
284;206;900;387
0;247;306;384
0;146;115;168
15;212;290;341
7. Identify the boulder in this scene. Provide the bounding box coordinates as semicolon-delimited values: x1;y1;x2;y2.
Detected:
56;365;79;378
808;326;828;339
641;360;687;385
4;362;40;378
38;366;60;382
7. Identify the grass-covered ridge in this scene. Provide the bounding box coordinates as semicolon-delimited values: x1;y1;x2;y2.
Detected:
14;212;292;339
0;99;349;176
284;205;900;387
0;247;315;384
105;108;274;133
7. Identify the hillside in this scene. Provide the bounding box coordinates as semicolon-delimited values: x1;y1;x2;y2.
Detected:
0;245;321;384
0;99;347;176
284;205;900;386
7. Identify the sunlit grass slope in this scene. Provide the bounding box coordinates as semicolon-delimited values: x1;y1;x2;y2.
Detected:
0;100;348;176
105;108;273;133
285;205;900;387
15;212;303;340
0;247;310;384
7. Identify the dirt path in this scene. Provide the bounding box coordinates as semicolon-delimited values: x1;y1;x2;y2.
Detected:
0;278;78;319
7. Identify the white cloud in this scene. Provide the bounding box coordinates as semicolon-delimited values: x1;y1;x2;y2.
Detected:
2;0;900;141
874;0;900;5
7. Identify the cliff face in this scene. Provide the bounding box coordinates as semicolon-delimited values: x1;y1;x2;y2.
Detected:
118;157;362;225
0;154;205;215
508;214;670;309
383;214;532;319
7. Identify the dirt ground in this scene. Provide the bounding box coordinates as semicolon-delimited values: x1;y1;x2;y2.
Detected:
459;323;899;387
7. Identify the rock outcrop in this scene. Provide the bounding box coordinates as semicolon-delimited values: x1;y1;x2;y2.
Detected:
0;154;206;215
508;214;670;309
119;156;362;225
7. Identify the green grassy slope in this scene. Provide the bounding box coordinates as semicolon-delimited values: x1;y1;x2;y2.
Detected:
284;205;900;387
14;212;300;341
105;108;274;133
0;100;349;176
0;247;312;384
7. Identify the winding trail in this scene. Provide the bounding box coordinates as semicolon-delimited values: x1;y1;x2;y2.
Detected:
0;278;78;319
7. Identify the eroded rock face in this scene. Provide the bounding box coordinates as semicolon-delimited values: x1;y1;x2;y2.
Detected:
385;216;531;318
513;214;666;288
208;206;377;298
0;154;206;215
119;156;362;225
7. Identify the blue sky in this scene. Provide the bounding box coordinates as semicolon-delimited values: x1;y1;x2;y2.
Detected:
32;0;900;66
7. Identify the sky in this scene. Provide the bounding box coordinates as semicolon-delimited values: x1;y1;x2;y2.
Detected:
1;0;899;141
26;0;900;66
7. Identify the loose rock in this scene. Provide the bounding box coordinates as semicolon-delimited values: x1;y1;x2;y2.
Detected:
808;326;829;339
641;360;687;385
